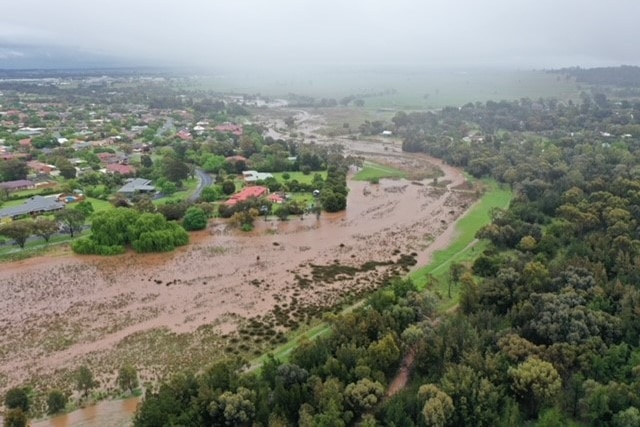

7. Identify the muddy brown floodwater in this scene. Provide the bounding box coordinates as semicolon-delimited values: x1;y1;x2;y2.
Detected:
0;131;475;426
29;397;140;427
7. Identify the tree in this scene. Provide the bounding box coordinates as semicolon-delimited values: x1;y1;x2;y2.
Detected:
56;158;77;179
46;389;67;414
274;205;290;221
509;358;561;418
162;156;189;183
141;154;153;168
208;387;256;425
55;209;86;238
159;181;177;196
117;365;139;394
33;217;58;243
182;207;208;231
448;262;466;298
4;387;29;412
75;366;96;398
74;201;94;218
344;378;384;412
222;180;236;195
0;221;33;249
418;384;454;427
3;408;27;427
200;186;220;202
0;159;28;181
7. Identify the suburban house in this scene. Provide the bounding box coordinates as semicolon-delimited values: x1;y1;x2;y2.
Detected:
267;193;285;204
27;160;59;177
176;129;193;141
0;179;35;192
0;195;64;220
214;123;243;136
106;163;136;175
225;185;269;206
117;178;156;198
242;170;273;183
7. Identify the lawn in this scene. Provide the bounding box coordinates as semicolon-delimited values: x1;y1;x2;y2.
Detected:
153;178;198;205
85;197;112;213
272;171;326;185
352;161;407;181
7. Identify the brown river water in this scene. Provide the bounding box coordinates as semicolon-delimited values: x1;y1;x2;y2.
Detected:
0;135;474;426
29;397;139;427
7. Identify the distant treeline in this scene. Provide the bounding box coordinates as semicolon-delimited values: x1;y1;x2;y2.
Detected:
551;65;640;88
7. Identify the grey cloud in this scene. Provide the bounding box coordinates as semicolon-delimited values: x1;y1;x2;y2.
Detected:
2;0;640;69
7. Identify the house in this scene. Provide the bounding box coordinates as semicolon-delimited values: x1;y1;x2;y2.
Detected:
381;130;393;136
214;123;243;136
0;179;35;192
27;161;59;176
18;138;32;151
242;170;273;183
225;155;248;164
106;163;136;175
225;185;269;206
117;178;156;197
267;193;285;204
176;129;193;141
14;127;44;136
0;195;64;220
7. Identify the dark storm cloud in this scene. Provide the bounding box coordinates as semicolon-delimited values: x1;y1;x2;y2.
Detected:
1;0;639;69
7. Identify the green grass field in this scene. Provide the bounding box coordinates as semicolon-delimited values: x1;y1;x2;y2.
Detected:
410;180;512;309
85;197;112;213
272;171;326;184
353;161;407;181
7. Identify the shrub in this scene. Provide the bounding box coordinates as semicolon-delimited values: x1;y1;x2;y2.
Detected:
4;387;29;412
46;390;67;414
182;207;208;231
222;181;236;195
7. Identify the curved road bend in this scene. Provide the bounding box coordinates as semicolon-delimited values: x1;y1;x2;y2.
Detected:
189;168;213;201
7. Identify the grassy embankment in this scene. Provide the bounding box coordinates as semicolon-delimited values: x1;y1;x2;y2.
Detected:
353;161;407;181
250;178;512;367
410;181;512;310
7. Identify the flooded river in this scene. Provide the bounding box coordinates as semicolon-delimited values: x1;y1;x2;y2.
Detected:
0;135;474;427
30;397;140;427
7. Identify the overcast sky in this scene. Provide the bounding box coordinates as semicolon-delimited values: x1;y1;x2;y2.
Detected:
1;0;639;69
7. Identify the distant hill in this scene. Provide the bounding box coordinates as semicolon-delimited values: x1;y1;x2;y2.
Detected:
550;65;640;87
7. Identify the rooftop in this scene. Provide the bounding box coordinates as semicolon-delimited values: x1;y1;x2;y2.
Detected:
0;195;64;219
118;178;156;195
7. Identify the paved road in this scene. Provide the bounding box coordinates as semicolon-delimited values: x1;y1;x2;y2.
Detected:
189;168;213;201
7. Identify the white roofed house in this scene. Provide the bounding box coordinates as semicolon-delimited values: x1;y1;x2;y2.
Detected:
242;170;273;183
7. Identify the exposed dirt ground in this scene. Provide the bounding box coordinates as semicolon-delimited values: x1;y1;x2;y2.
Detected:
0;110;476;425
